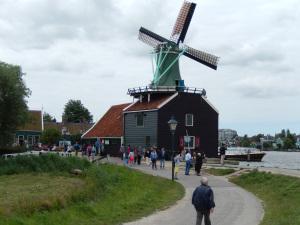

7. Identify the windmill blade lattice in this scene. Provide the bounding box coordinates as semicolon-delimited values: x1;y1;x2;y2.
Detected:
139;27;170;48
170;1;196;44
183;45;219;70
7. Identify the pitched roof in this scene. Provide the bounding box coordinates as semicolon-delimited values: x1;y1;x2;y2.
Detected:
44;122;93;135
82;103;130;138
124;94;174;112
18;110;42;131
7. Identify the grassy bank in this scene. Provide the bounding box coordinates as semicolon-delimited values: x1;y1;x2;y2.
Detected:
0;155;184;225
231;171;300;225
0;154;91;175
0;174;86;216
205;168;235;176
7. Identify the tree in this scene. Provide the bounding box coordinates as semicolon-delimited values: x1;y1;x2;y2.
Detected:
0;62;30;147
41;128;61;145
70;133;82;144
240;135;251;147
283;138;295;149
280;129;286;138
43;112;56;122
251;134;264;143
283;130;296;149
62;100;93;123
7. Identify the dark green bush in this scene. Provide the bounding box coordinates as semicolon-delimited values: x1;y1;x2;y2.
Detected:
0;146;27;155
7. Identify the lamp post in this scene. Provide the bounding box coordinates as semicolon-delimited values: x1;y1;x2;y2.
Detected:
168;116;178;181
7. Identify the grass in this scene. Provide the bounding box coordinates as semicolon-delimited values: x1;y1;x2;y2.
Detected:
205;167;236;176
0;155;184;225
0;174;86;216
231;171;300;225
0;154;91;175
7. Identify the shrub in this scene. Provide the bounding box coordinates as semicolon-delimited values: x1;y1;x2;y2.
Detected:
0;146;27;155
41;128;61;145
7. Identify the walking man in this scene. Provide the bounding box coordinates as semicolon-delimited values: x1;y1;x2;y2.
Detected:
192;177;215;225
185;150;192;175
220;143;227;166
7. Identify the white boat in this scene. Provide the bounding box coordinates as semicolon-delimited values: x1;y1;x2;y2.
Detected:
224;147;266;162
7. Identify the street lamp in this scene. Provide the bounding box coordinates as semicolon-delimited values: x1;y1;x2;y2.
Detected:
168;116;178;181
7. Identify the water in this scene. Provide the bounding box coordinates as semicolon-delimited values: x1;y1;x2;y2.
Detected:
239;151;300;170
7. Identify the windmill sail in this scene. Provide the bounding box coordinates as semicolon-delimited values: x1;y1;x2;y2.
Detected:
170;1;196;44
183;45;219;70
138;1;220;87
139;27;169;48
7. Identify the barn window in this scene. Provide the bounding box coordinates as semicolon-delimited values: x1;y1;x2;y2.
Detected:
185;114;193;126
184;136;195;149
136;113;144;127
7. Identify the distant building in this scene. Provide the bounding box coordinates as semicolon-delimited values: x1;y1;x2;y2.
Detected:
44;122;93;137
15;110;42;147
15;110;93;147
218;129;238;145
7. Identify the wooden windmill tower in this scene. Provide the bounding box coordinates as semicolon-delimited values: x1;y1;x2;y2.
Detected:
137;1;219;89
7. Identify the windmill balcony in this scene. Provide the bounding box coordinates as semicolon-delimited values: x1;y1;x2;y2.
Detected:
127;86;206;98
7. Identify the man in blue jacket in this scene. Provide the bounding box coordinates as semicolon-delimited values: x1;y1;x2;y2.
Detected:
192;177;215;225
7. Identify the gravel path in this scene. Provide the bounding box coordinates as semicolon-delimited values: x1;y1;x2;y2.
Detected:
110;159;264;225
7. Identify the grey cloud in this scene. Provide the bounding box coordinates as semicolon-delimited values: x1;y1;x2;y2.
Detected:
231;75;300;98
220;41;284;66
0;0;120;50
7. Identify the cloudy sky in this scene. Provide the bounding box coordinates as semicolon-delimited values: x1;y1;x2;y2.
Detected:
0;0;299;136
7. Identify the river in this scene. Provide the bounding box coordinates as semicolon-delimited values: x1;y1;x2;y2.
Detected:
239;151;300;170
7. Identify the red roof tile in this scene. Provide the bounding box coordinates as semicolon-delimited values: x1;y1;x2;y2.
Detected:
124;94;173;112
82;103;130;138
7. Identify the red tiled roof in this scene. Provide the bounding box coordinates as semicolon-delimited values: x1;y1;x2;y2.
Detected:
18;110;42;131
82;103;130;138
124;94;173;112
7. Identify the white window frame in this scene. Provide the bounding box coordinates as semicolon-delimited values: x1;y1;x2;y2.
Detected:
185;114;194;126
136;113;144;127
27;135;33;145
33;135;40;144
184;136;195;149
17;135;24;145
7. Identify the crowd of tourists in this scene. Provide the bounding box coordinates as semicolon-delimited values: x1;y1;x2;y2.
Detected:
119;144;207;178
174;150;206;179
119;145;166;169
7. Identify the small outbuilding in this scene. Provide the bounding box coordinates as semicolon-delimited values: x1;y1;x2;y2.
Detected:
81;103;130;156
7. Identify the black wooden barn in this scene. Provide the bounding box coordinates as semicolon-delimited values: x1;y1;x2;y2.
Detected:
123;89;218;157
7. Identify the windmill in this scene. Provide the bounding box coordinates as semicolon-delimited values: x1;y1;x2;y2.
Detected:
138;1;219;88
